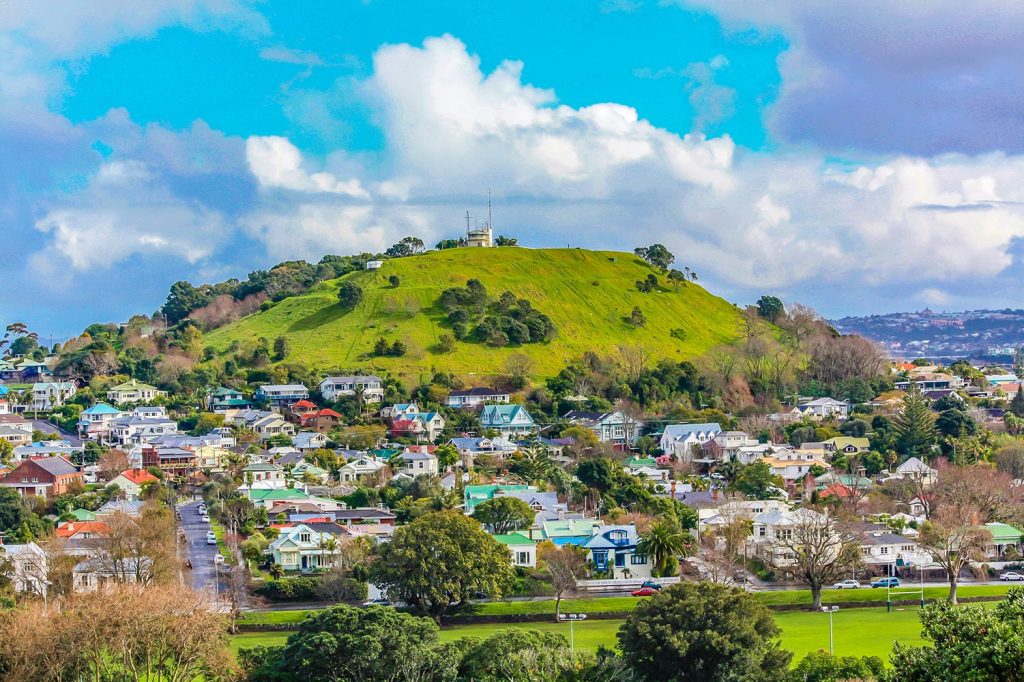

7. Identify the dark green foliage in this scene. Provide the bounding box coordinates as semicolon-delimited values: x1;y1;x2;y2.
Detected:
273;336;291;361
635;273;659;293
935;408;976;438
337;282;363;308
457;629;583;681
756;295;785;322
253;577;323;602
617;582;791;682
839;418;869;437
628;306;646;327
388;275;401;288
438;280;554;346
494;235;518;246
0;488;49;540
893;384;939;457
733;460;783;499
471;497;535;534
1011;389;1024;418
372;338;407;357
633;244;675;270
435;238;466;250
790;651;883;682
161;281;210;323
240;604;459;682
385;236;426;258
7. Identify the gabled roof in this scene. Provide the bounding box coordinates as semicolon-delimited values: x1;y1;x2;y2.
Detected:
449;387;507;397
480;404;534;425
291;400;318;409
108;380;158;392
55;521;110;538
83;403;120;415
492;532;536;546
19;456;78;477
662;423;722;440
115;468;159;486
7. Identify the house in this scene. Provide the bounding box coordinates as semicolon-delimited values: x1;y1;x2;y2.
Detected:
448;437;519;464
366;260;384;270
338;456;387;483
530;518;605;546
983;522;1024;560
256;384;310;407
583;525;652;579
31;381;76;410
251;413;296;441
0;542;47;595
381;402;420;420
107;468;159;499
241;462;288;490
859;529;928;571
493;533;537;568
12;440;82;464
269;524;342;571
249;488;340;511
623;456;658;476
562;410;643;447
0;423;32;447
748;508;829;567
0;358;55;383
464;484;533;514
293;431;328;451
319;376;384;403
480;404;536;438
0;457;82;497
141;446;196;475
390;412;446;442
72;556;151;592
77;403;123;441
394;449;439;477
290;461;330;484
0;398;8;415
700;499;793;532
894;373;961;391
758;450;831;482
297;409;343;434
96;499;145;517
106;379;163;404
703;431;760;461
822;437;870;454
55;520;111;539
659;423;723;459
895;457;938;485
207;387;251;411
326;507;397;526
792;397;850;420
109;411;178;446
446;387;510;409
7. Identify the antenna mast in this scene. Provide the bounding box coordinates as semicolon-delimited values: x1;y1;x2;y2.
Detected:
487;189;492;229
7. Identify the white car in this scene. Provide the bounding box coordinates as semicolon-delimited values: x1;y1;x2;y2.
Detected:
213;555;224;565
206;531;217;545
1000;572;1024;581
832;580;861;589
201;514;210;523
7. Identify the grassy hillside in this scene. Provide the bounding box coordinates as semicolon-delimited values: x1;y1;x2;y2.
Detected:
204;248;746;381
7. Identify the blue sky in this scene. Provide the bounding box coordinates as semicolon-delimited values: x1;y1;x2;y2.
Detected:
6;0;1024;338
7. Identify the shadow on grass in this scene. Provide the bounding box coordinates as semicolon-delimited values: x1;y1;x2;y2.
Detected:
288;303;351;332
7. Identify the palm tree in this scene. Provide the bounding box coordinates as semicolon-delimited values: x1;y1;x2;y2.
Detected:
637;520;688;577
318;535;339;569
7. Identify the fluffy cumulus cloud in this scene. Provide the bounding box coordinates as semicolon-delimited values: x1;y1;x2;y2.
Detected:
677;0;1024;155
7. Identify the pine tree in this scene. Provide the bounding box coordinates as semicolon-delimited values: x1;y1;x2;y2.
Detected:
893;383;939;459
1010;388;1024;418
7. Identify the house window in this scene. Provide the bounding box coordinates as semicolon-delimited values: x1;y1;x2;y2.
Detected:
758;527;767;537
880;546;889;555
777;529;793;540
515;551;531;565
861;547;871;556
300;533;311;543
631;553;647;565
593;551;608;570
614;553;626;568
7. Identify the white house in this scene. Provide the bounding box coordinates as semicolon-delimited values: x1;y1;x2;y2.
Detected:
446;387;510;409
269;524;342;571
338;456;386;483
293;431;328;451
106;380;163;404
562;410;643;447
895;457;938;485
394;449;439;477
493;532;537;568
319;375;384;403
255;384;310;407
107;468;160;500
381;402;420;420
0;542;47;595
251;414;296;441
77;403;123;441
791;397;850;420
109;415;178;446
480;404;536;438
659;423;723;459
241;462;288;490
859;529;928;570
31;382;76;410
758;450;831;482
749;508;833;567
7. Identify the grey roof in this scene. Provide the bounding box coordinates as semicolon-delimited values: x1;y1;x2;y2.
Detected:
449;387;507;397
861;531;914;545
26;457;78;476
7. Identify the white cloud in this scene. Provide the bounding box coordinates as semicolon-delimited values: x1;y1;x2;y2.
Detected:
246;136;370;198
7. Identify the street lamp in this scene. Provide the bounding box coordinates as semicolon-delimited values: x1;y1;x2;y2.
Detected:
558;613;588;654
821;606;839;654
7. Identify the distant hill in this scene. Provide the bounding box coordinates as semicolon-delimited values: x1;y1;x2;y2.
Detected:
204;247;748;380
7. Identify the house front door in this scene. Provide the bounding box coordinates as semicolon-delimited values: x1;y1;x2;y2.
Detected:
301;556;308;570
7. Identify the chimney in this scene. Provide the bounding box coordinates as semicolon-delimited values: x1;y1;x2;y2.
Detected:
712;487;719;501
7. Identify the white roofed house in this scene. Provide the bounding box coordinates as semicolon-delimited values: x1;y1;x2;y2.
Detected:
749;507;834;568
293;431;328;451
106;379;165;404
269;524;343;572
31;381;76;411
791;397;850;420
395;449;439;478
895;457;938;486
562;410;644;447
446;387;511;409
255;384;309;407
251;413;296;441
109;414;178;447
659;423;723;460
319;375;384;403
703;431;760;462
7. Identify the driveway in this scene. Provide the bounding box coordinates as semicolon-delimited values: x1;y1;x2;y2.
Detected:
178;499;223;596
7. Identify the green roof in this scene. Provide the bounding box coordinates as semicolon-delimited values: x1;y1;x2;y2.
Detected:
985;522;1024;543
463;484;532;513
492;533;535;546
624;456;657;469
247;488;311;501
109;381;158;392
70;509;96;521
542;519;603;538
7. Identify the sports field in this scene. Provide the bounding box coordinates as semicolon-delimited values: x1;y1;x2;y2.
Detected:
230;603;950;663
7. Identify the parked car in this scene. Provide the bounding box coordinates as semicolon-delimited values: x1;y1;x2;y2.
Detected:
631;586;658;597
733;571;750;583
362;598;392;607
1000;572;1024;581
871;577;901;588
640;580;663;590
201;514;210;523
213;555;224;565
832;580;861;589
709;473;725;480
206;531;217;545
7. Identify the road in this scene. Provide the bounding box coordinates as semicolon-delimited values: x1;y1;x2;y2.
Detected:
178;499;222;597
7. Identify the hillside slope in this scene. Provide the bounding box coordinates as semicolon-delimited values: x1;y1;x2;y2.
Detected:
204;248;746;380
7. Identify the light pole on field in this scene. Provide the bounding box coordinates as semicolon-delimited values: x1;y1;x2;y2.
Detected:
821;606;839;654
558;613;588;654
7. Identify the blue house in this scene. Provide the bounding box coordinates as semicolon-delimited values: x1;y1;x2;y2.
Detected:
480;404;537;437
582;525;653;579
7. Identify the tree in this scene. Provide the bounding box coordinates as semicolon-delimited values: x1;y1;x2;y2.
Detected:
370;511;514;622
436;333;456;353
537;542;588;620
888;591;1024;681
633;243;675;270
494;235;518;246
733;460;782;499
472;496;535;534
161;281;210;324
637;518;689;577
457;629;582;681
504;352;534;388
241;604;458;682
618;582;790;682
667;269;688;291
273;336;291;361
756;295;785;323
777;509;863;610
388;274;400;288
1011;388;1024;418
628;306;646;327
918;505;991;604
433;443;459;471
97;448;130;482
337;282;363;308
893;383;939;458
792;651;884;682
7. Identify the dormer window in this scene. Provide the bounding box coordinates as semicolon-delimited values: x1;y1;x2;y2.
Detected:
300;533;311;543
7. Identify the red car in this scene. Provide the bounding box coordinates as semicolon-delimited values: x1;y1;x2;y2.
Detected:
631;586;658;597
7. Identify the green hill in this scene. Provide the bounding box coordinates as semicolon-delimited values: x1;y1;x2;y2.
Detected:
204;248;747;381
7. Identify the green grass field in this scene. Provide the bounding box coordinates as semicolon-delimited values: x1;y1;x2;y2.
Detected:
230;605;944;664
204;247;749;380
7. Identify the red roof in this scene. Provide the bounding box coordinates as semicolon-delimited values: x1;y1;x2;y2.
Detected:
56;521;110;538
820;483;858;499
117;468;159;486
291;400;317;410
403;445;436;454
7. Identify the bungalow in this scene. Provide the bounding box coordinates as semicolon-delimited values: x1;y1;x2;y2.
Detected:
72;556;151;592
493;532;537;568
107;468;159;500
0;457;82;497
290;461;330;483
530;518;605;546
758;450;831;482
338;456;387;483
251;414;296;441
0;542;47;595
659;423;723;459
248;488;340;511
269;524;342;571
96;499;145;517
822;437;870;454
703;431;760;461
319;375;384;403
446;387;510;409
77;403;123;441
390;412;446;442
0;423;32;447
207;387;251;411
106;379;164;404
13;440;82;464
749;508;830;567
255;384;310;407
293;431;328;451
241;462;287;490
894;373;961;391
583;525;652;579
859;529;927;571
394;449;439;478
791;397;850;420
480;404;536;438
984;522;1024;560
562;410;643;447
55;520;110;540
448;436;518;461
31;381;76;411
895;457;938;485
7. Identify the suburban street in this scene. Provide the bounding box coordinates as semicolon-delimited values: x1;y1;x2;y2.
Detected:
178;499;222;597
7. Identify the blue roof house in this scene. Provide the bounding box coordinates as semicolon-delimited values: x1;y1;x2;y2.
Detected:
480;404;537;438
583;525;653;579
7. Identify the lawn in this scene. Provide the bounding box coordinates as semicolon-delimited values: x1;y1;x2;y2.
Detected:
229;606;939;664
